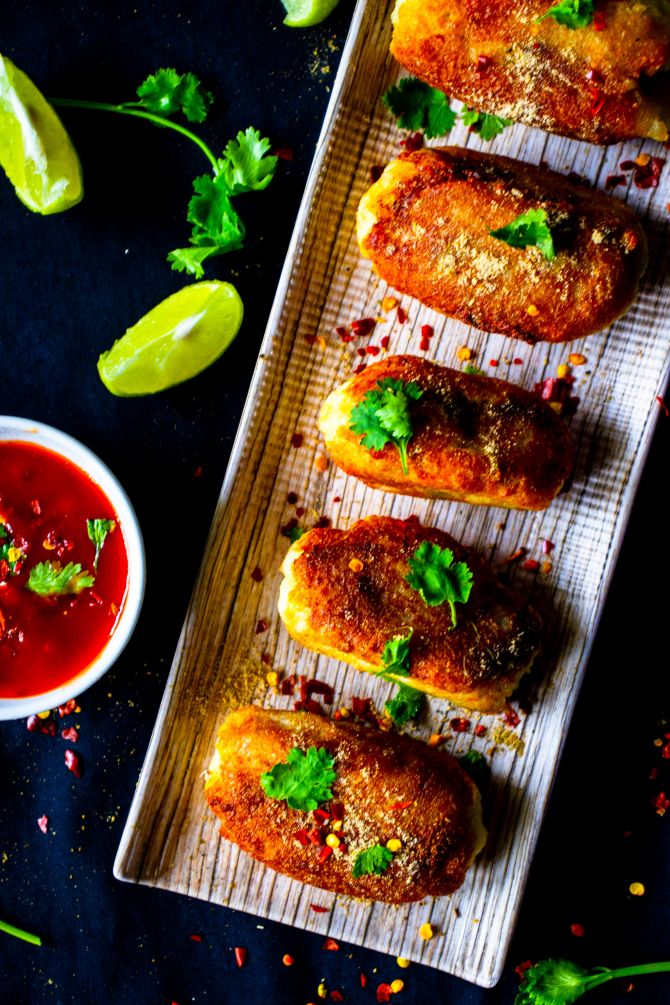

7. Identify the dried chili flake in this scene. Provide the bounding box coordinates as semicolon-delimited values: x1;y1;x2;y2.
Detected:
505;547;527;564
305;334;318;346
476;54;492;72
515;960;533;980
351;696;374;721
654;791;669;816
590;93;605;117
419;338;430;352
308;827;324;846
489;358;498;367
330;991;344;1002
605;174;626;190
535;375;578;416
61;727;79;743
37;815;49;834
593;10;605;29
503;706;521;728
370;165;384;183
542;539;555;554
360;973;368;988
523;558;540;571
650;767;658;780
656;396;669;417
420;324;434;340
376;984;393;1003
340;331;354;342
64;749;82;778
330;802;344;821
389;800;413;811
274;145;294;161
282;953;294;966
296;506;306;517
291;433;304;449
662;741;670;760
315;516;331;529
234;946;247;968
323;938;340;951
380;335;390;350
295;828;310;847
310;903;329;913
58;699;77;718
351;317;376;337
620;156;665;189
319;845;333;864
400;132;423;152
313;808;331;825
189;933;203;942
27;714;57;736
397;307;408;324
255;619;268;635
356;347;367;358
306;680;334;703
250;566;264;583
294;698;324;715
451;717;471;733
354;363;366;374
474;724;487;738
193;465;203;479
366;345;381;356
513;357;523;365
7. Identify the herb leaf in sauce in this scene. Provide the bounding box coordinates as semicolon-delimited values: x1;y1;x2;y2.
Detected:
260;746;336;812
406;541;474;629
87;518;116;571
536;0;595;30
349;378;423;475
461;108;513;141
26;561;95;597
382;78;457;139
489;208;556;262
377;630;426;726
352;843;394;878
136;69;214;123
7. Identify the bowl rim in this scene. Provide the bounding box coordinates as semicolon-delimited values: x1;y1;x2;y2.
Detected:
0;415;145;720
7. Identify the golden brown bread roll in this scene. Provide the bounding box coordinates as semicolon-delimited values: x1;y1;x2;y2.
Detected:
205;705;487;903
357;147;647;343
278;515;542;713
390;0;670;145
319;355;574;509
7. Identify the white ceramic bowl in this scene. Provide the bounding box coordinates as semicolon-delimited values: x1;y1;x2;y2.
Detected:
0;416;145;720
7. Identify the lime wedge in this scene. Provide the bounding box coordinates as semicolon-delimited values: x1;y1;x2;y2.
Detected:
281;0;341;27
97;282;244;396
0;55;83;215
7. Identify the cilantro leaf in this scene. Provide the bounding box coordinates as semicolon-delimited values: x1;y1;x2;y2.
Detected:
406;541;474;629
464;363;484;376
136;68;214;122
382;77;457;139
379;630;412;678
218;128;278;196
352;844;394;878
386;685;425;727
536;0;595;29
376;631;425;726
87;518;115;571
285;525;306;544
461;107;513;141
260;746;336;812
167;246;223;279
26;561;95;597
349;378;423;475
458;750;489;790
489;208;556;262
168;173;246;276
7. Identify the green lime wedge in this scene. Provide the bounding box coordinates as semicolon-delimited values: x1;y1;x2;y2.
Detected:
97;281;244;396
0;55;83;215
281;0;341;27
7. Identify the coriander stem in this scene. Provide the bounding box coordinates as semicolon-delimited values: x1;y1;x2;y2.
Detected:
586;962;670;988
0;918;42;946
49;98;219;173
398;441;409;477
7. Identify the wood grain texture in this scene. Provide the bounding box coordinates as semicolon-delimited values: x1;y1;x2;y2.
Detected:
114;0;670;987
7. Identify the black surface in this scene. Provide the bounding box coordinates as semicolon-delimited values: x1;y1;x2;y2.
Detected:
0;3;668;1003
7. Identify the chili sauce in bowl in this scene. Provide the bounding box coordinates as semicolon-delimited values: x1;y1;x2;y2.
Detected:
0;418;144;719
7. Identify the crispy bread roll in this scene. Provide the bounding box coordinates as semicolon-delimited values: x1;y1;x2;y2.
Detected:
278;515;542;712
390;0;670;145
357;147;647;343
205;705;487;903
319;355;573;509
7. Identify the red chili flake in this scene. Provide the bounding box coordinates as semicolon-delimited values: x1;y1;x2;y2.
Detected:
655;792;669;816
295;828;310;847
542;539;555;554
37;815;49;834
376;984;393;1003
662;742;670;760
570;923;585;938
351;317;376;337
534;376;579;416
315;516;331;529
489;359;498;367
310;903;329;913
313;809;331;826
319;845;333;864
306;680;334;703
503;706;521;728
513;357;523;365
336;326;349;339
605;174;626;190
193;466;203;479
451;717;471;733
260;652;272;666
505;547;527;564
308;827;324;846
400;132;424;152
296;506;306;517
623;981;636;993
476;54;492;72
234;946;247;968
30;498;42;516
250;566;263;583
64;749;82;778
620;157;665;189
354;363;366;375
27;715;57;736
61;727;79;743
591;93;605;117
421;324;434;340
370;165;384;183
380;335;390;349
360;973;368;988
397;307;408;324
189;934;203;942
305;334;318;346
474;724;487;738
515;961;533;980
523;559;540;571
356;347;367;357
255;619;268;635
389;800;413;811
295;697;325;715
274;145;294;161
419;338;430;352
656;396;669;417
323;938;340;951
0;559;8;582
365;345;380;356
58;699;77;718
340;333;354;343
330;801;344;822
593;10;605;29
291;433;304;449
330;992;344;1002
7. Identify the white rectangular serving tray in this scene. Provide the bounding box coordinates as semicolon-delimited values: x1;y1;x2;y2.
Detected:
115;0;670;986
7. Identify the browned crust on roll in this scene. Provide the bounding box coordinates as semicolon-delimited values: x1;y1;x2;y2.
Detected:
390;0;670;145
357;147;647;343
205;705;487;903
319;355;574;509
278;515;542;713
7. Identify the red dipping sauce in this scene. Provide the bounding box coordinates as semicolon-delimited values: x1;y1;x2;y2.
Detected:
0;441;129;698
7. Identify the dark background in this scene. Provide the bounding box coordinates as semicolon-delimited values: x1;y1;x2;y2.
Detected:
0;2;668;1002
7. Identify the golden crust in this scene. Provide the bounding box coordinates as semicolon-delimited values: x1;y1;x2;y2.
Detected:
391;0;670;144
205;705;487;903
319;355;574;509
357;147;647;343
278;515;542;713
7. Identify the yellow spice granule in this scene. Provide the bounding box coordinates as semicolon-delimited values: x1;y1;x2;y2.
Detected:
456;345;473;361
635;153;651;167
391;980;405;993
569;353;587;366
349;558;364;572
418;922;435;941
427;734;445;747
556;363;571;379
314;454;329;473
629;882;645;896
386;838;402;853
266;671;279;688
382;296;399;312
396;957;411;969
527;304;540;317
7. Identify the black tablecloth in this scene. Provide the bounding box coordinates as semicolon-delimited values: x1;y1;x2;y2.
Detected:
1;3;668;1002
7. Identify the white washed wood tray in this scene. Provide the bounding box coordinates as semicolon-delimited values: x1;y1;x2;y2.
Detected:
114;0;670;987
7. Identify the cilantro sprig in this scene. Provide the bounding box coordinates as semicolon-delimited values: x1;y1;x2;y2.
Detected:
515;957;670;1004
382;78;513;142
26;561;95;597
51;72;277;278
87;518;116;571
461;107;513;141
0;916;42;946
352;844;394;878
260;746;336;812
536;0;595;30
489;208;556;262
349;378;423;475
406;541;473;629
376;630;425;727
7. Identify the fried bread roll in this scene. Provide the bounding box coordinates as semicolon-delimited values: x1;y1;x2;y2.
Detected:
278;515;542;712
390;0;670;145
357;147;647;343
205;705;487;903
319;355;573;509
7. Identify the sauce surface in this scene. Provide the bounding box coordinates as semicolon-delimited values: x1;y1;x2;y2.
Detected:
0;441;129;698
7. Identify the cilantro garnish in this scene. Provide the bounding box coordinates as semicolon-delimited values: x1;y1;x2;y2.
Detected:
515;957;670;1004
464;363;484;376
461;108;513;141
536;0;595;29
382;78;457;139
0;522;25;578
385;686;425;727
51;76;278;279
285;525;306;544
26;561;95;597
87;518;116;571
260;746;336;812
376;630;425;727
352;844;394;878
458;750;489;790
489;208;556;262
349;378;423;475
406;541;474;629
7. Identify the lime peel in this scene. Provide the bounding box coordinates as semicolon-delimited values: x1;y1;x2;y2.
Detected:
281;0;341;27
